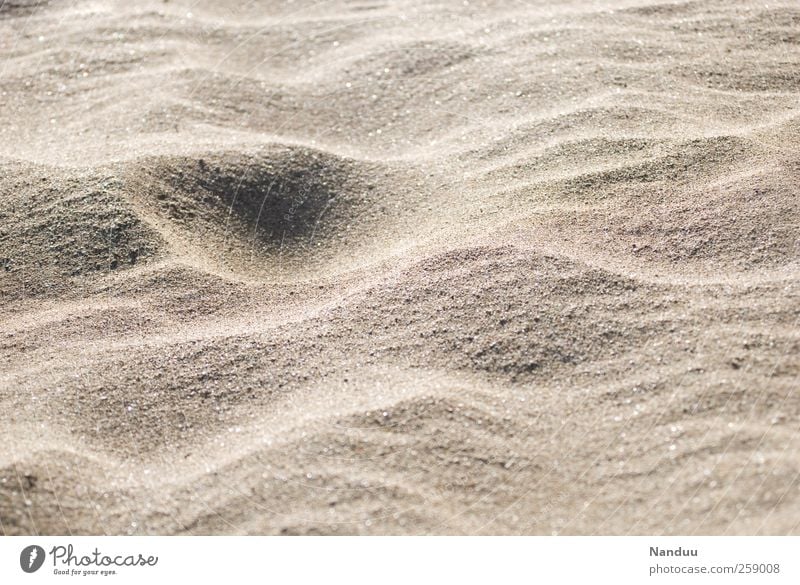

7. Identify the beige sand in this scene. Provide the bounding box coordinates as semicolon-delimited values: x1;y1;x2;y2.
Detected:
0;0;798;535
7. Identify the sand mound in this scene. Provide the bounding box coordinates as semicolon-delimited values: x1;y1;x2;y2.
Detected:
0;161;164;302
119;146;421;276
1;0;798;535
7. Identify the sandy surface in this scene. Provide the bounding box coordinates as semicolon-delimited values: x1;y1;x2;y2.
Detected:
1;0;798;535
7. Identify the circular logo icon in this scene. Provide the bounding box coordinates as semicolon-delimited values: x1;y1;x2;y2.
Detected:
20;545;46;573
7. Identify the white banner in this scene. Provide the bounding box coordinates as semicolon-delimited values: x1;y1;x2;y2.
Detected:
1;537;797;584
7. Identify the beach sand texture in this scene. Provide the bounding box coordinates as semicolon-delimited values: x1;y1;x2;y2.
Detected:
1;0;799;534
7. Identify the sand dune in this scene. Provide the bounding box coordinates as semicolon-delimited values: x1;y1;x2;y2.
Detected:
1;0;798;535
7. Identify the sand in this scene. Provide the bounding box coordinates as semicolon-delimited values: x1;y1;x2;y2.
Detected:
0;0;798;535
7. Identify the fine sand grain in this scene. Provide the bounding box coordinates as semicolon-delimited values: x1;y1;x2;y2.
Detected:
1;0;798;535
